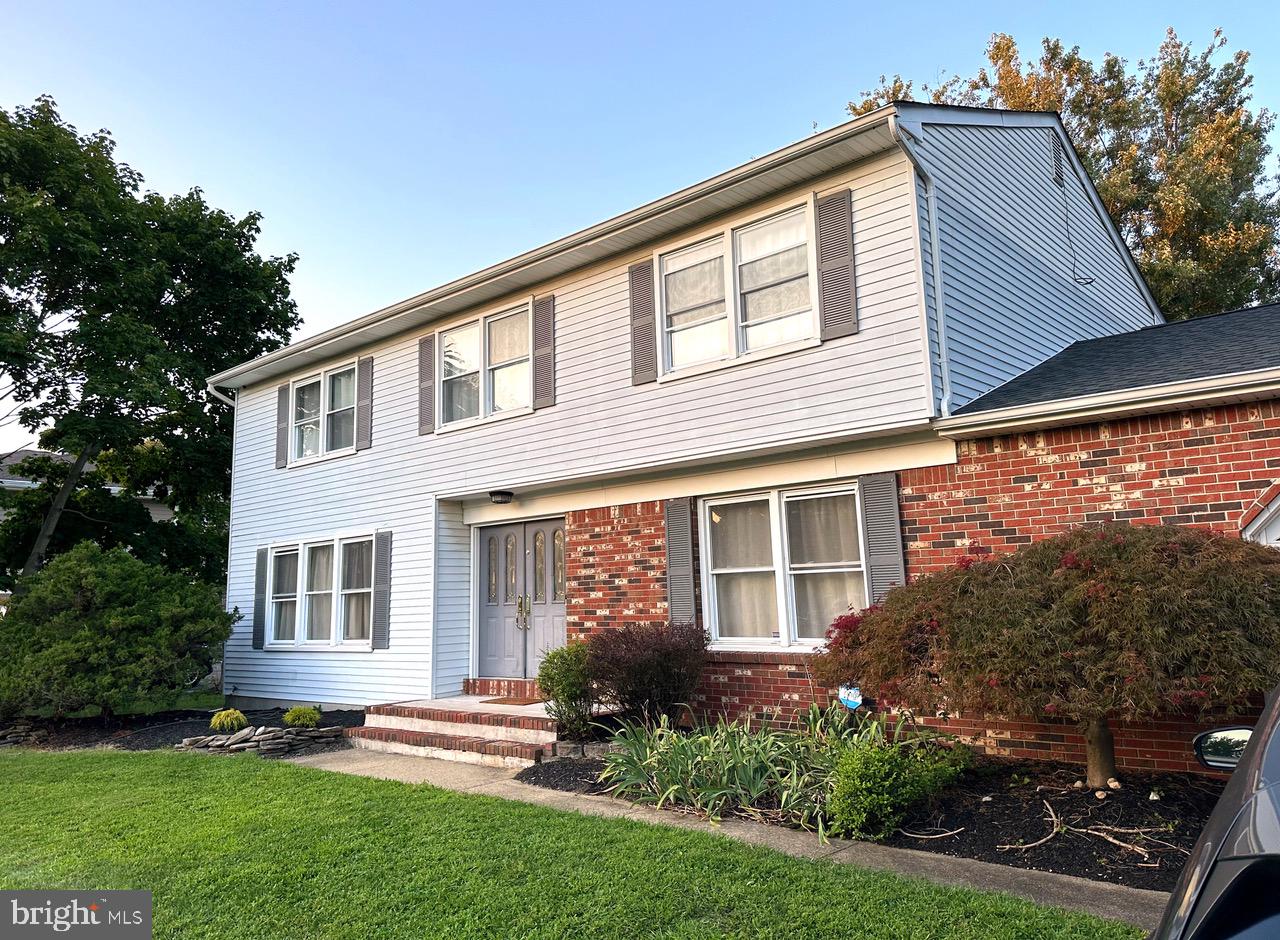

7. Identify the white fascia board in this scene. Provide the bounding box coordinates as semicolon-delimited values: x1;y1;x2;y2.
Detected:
933;366;1280;438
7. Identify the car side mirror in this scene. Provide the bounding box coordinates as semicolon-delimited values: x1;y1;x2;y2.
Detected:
1194;727;1253;771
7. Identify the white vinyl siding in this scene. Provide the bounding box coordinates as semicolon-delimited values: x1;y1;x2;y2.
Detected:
223;149;932;705
917;123;1156;410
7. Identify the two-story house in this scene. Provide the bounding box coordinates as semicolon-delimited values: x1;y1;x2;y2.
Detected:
214;100;1272;770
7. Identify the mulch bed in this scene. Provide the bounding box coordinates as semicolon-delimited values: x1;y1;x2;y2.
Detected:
516;754;1222;892
882;756;1225;892
516;757;611;794
35;708;365;756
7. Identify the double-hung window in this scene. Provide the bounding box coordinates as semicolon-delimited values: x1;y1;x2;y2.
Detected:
701;485;865;646
439;304;532;425
292;364;356;461
658;205;816;373
268;534;374;648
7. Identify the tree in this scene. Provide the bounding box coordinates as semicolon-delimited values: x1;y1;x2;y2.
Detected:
0;541;236;720
0;97;299;580
851;29;1280;320
811;523;1280;787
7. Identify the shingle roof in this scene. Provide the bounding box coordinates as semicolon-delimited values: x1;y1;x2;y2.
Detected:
0;449;76;483
953;304;1280;416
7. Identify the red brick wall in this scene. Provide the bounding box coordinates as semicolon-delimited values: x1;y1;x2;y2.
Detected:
693;651;833;722
900;402;1280;572
565;501;668;638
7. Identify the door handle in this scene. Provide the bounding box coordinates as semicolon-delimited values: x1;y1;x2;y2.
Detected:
517;594;529;630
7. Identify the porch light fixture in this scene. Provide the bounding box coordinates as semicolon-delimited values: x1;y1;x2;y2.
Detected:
489;490;514;505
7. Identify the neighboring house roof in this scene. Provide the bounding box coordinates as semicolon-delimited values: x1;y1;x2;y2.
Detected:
209;101;1157;392
0;449;74;487
935;303;1280;437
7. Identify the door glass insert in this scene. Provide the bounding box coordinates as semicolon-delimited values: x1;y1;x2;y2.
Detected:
553;529;566;602
504;534;517;603
486;537;498;604
533;530;546;602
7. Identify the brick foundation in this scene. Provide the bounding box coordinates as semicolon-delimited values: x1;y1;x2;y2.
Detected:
558;403;1280;774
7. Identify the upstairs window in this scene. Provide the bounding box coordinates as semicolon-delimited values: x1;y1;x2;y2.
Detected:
658;205;816;374
292;364;356;461
440;304;531;425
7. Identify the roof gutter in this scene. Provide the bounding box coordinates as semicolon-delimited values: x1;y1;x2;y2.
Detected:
888;113;955;417
206;382;236;408
208;106;898;390
933;366;1280;438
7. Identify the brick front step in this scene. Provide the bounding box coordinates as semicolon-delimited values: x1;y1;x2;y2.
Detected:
346;726;548;769
462;677;541;699
364;704;557;745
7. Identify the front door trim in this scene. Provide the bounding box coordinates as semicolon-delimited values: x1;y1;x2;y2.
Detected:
470;515;567;681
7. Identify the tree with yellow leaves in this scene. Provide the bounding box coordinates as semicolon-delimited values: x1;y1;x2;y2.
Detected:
852;30;1279;320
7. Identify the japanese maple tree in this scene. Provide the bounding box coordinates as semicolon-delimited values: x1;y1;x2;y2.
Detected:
812;523;1280;786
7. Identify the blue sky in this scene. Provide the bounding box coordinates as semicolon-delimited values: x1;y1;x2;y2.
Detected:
3;1;1277;349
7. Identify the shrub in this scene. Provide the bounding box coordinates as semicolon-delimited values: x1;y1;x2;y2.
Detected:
0;542;236;719
283;706;321;728
210;708;248;733
600;704;893;835
812;522;1280;787
828;738;968;840
587;621;708;723
538;642;593;739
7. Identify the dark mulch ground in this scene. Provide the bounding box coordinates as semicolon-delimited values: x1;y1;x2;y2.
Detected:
882;756;1224;892
516;754;1222;892
37;708;365;756
516;757;611;794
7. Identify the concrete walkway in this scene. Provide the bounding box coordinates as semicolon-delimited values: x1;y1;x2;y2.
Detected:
290;748;1170;932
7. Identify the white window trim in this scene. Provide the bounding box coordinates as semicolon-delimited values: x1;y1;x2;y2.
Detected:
288;360;358;467
654;199;821;380
698;482;868;650
265;531;375;651
435;299;535;432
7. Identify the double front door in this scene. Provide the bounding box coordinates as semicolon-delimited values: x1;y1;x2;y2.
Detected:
478;517;567;678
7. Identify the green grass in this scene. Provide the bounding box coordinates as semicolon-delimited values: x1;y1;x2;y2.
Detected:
0;750;1142;940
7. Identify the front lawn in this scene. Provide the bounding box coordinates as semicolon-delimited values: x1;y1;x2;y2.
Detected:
0;751;1139;939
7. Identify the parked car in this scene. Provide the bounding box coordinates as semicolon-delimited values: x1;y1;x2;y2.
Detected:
1154;690;1280;939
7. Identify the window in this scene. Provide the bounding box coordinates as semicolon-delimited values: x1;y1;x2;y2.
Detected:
658;205;816;373
439;304;532;425
701;485;865;646
267;533;376;648
291;364;356;461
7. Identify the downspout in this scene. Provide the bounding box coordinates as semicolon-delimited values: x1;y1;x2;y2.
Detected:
207;380;237;703
889;115;955;418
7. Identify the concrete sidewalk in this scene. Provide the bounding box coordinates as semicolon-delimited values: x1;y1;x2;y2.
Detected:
290;747;1169;932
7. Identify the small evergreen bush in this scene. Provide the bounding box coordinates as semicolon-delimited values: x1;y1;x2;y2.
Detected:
828;738;968;840
587;621;708;723
210;708;248;733
283;705;321;728
538;643;593;739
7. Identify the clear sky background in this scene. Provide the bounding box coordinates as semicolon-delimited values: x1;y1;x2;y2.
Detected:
2;1;1278;452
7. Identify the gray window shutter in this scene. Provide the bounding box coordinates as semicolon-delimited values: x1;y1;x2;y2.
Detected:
274;385;290;468
816;188;858;340
532;294;556;409
372;530;392;649
629;260;658;385
418;335;435;435
664;497;696;624
355;356;374;451
858;472;906;603
252;547;268;649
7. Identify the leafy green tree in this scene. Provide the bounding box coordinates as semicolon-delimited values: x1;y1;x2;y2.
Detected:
0;96;299;581
0;541;236;720
812;523;1280;787
851;29;1280;320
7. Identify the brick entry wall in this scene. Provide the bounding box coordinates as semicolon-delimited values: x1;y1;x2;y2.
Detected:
561;404;1280;773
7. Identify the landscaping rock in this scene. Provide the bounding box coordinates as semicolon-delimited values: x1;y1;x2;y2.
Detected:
225;726;256;746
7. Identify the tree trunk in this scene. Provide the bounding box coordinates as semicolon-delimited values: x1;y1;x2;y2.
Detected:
1082;716;1118;788
18;441;100;581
